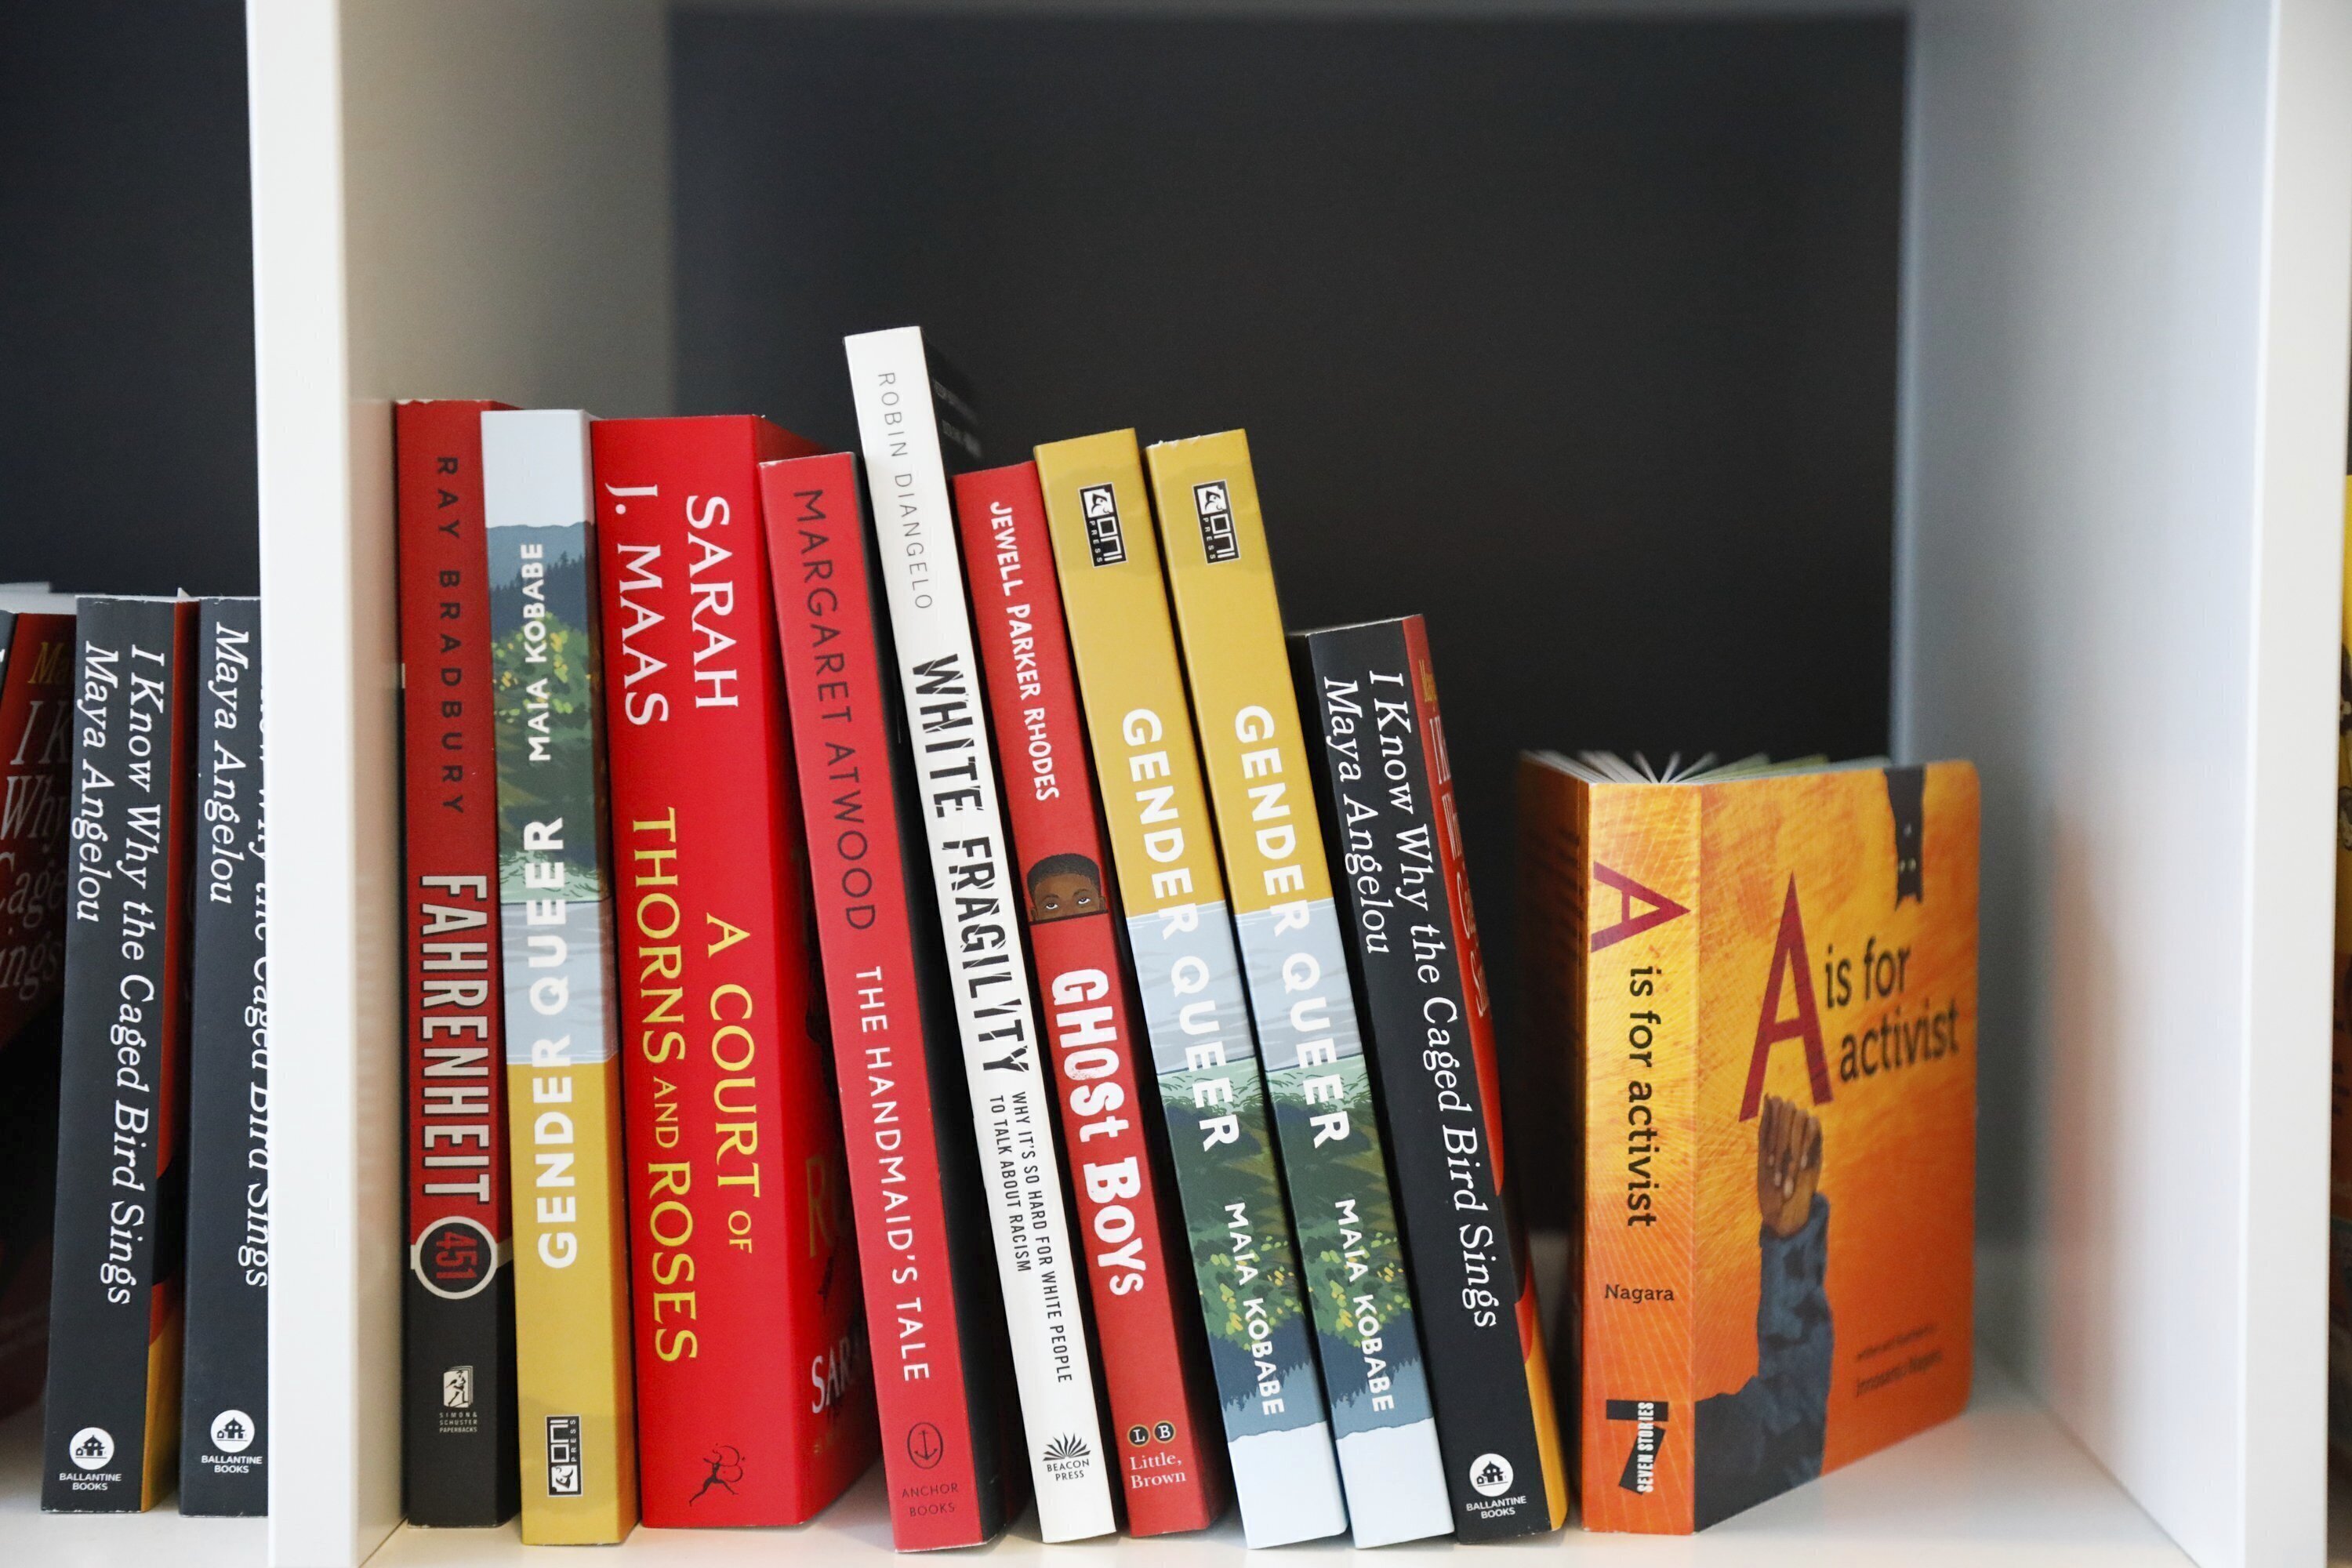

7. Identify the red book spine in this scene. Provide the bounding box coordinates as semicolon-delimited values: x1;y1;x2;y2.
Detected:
592;417;876;1527
396;401;520;1526
0;612;74;1044
762;452;1001;1551
953;463;1229;1535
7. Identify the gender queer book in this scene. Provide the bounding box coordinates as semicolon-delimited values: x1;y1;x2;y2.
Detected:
0;597;73;1422
179;597;268;1515
394;397;521;1527
1147;434;1450;1548
764;451;1015;1550
42;595;198;1512
483;408;637;1545
1520;752;1977;1531
590;414;875;1526
954;459;1229;1535
1034;428;1346;1549
1293;615;1567;1540
845;327;1115;1544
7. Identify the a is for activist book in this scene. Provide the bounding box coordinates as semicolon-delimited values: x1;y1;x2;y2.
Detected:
1033;429;1346;1550
1520;753;1978;1532
1148;434;1450;1548
179;597;269;1515
764;451;1014;1551
846;327;1116;1544
42;595;198;1512
954;459;1230;1536
591;414;876;1526
483;408;637;1545
395;397;521;1528
0;598;74;1422
1294;615;1568;1540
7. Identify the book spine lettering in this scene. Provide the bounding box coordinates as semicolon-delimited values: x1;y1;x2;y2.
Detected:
1577;779;1700;1533
1033;429;1346;1549
483;409;637;1545
41;597;196;1512
846;328;1114;1544
394;399;520;1527
1147;436;1449;1548
763;451;1006;1551
179;597;268;1515
953;460;1229;1536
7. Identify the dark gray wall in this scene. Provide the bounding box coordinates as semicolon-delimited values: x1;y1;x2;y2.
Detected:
0;0;258;597
672;9;1907;1116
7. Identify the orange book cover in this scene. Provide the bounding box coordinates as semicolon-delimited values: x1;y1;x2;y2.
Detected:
1521;756;1976;1532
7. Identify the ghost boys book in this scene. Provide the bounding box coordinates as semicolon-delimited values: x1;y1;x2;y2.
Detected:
1293;615;1567;1541
1148;434;1450;1548
483;409;637;1545
1033;429;1346;1550
953;459;1229;1537
42;595;198;1512
1519;753;1977;1532
846;327;1115;1544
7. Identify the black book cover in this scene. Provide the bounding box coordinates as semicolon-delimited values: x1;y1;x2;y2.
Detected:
1293;618;1559;1541
41;596;197;1512
179;597;267;1515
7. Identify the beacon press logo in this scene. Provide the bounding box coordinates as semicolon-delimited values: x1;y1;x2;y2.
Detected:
1192;481;1238;563
1042;1432;1095;1483
1606;1399;1670;1494
1080;484;1126;567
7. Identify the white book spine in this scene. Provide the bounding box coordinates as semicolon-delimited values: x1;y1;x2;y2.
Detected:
844;326;1116;1544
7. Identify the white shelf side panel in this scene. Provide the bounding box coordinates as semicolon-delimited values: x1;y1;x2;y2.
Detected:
1896;3;2352;1566
249;3;672;1566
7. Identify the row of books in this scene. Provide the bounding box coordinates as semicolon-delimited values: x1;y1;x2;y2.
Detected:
395;328;1562;1548
0;590;270;1516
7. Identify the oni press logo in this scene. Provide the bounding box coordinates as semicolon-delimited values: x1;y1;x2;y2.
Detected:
1192;481;1238;563
1080;483;1126;566
1605;1399;1670;1494
546;1415;583;1497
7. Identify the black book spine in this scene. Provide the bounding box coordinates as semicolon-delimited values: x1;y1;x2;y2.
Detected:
179;598;267;1515
1293;619;1554;1541
42;597;195;1512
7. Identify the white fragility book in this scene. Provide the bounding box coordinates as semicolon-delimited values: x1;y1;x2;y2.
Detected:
844;325;1116;1544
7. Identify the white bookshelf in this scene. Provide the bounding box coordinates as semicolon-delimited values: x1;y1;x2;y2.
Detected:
10;0;2342;1564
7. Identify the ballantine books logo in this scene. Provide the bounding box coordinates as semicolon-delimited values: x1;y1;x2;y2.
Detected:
1080;485;1125;566
1192;481;1237;563
1605;1399;1669;1494
1042;1432;1095;1483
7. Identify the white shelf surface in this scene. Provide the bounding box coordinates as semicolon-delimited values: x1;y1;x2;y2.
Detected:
0;1406;266;1567
360;1359;2184;1567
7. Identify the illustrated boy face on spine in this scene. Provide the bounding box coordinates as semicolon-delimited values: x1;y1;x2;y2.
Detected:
1026;853;1104;924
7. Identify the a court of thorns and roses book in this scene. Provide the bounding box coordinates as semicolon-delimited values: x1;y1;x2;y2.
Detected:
1519;752;1977;1531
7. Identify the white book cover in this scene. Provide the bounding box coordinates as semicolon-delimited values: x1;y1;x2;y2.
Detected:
844;326;1116;1544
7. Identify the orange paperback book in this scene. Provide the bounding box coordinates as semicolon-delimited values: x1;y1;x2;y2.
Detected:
1519;754;1976;1532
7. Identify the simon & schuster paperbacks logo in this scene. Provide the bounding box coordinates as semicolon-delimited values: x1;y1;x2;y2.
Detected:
1080;484;1125;566
1192;481;1238;562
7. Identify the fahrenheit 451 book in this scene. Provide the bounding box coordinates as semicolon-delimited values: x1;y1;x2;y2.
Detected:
1520;753;1977;1532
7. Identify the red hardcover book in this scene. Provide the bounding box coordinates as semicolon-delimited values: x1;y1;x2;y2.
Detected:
394;399;521;1527
952;462;1228;1534
592;416;877;1526
762;452;1013;1551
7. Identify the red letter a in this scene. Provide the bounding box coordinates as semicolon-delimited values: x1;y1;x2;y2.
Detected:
1739;878;1835;1120
1589;862;1690;953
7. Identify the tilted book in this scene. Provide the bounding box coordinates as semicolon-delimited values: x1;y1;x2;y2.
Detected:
42;595;197;1512
179;597;268;1515
394;397;521;1527
1147;434;1450;1548
845;327;1116;1543
1293;615;1567;1539
1520;752;1977;1531
482;409;638;1544
1033;429;1346;1549
954;459;1230;1536
590;415;877;1526
0;601;73;1421
764;451;1014;1551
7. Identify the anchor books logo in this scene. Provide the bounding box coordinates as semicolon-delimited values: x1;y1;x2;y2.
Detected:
1606;1399;1670;1494
1080;484;1125;566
